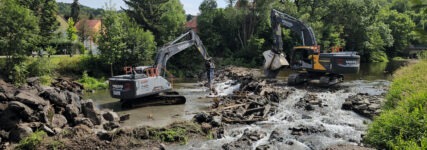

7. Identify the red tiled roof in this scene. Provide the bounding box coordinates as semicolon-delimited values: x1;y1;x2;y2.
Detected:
185;16;198;32
75;19;101;32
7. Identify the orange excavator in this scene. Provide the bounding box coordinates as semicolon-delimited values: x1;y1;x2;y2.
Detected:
263;9;360;86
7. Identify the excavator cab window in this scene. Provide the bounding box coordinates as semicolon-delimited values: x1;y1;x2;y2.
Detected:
291;48;313;69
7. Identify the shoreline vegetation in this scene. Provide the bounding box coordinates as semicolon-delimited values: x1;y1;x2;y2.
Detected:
365;54;427;149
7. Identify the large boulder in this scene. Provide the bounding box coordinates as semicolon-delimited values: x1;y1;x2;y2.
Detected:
9;124;33;142
82;99;102;125
15;90;48;107
0;109;21;131
8;101;34;121
40;89;67;107
64;104;80;123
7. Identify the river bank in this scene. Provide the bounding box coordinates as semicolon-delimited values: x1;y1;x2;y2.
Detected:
365;60;427;149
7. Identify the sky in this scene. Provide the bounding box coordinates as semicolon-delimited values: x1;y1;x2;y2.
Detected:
56;0;227;15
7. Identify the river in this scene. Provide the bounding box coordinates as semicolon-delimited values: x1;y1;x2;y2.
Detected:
85;61;406;149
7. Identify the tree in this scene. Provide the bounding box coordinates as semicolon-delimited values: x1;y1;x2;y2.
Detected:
124;0;185;45
71;0;80;22
17;0;59;48
98;7;156;76
0;0;40;64
66;18;78;55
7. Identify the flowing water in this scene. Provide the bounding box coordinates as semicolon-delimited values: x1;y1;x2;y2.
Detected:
85;61;406;149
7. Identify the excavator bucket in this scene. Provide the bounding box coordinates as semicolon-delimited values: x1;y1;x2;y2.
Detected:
263;50;289;78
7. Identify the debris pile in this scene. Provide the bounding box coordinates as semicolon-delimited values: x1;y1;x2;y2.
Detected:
0;78;128;147
342;93;384;119
295;93;326;111
211;67;293;124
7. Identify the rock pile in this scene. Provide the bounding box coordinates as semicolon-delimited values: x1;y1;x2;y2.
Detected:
295;93;326;111
342;93;384;119
0;78;127;146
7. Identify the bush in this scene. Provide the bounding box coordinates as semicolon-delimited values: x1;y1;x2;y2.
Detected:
78;71;108;90
369;50;389;62
365;60;427;149
16;131;47;150
27;58;54;77
9;62;29;85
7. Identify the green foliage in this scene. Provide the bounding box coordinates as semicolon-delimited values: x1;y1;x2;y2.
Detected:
124;0;185;45
70;0;79;22
57;2;104;19
369;50;389;63
27;58;54;77
39;75;53;86
98;9;156;76
366;61;427;149
45;46;57;56
0;0;40;69
67;18;78;42
78;71;107;90
18;0;59;46
149;121;201;144
16;131;47;150
10;62;29;85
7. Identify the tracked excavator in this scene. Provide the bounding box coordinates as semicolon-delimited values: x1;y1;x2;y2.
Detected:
108;30;215;108
263;9;360;86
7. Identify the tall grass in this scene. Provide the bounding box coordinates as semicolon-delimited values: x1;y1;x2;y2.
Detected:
365;60;427;149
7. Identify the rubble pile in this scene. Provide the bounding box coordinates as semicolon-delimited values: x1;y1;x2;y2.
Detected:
211;67;294;124
294;93;326;111
342;93;384;119
0;78;128;147
215;66;261;82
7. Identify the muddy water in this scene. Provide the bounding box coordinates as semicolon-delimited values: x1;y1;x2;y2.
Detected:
85;82;213;128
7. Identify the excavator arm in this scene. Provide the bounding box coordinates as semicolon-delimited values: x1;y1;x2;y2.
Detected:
154;29;215;88
271;9;317;53
264;9;317;78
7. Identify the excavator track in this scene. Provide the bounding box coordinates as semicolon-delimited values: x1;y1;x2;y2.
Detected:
121;91;186;109
287;73;344;87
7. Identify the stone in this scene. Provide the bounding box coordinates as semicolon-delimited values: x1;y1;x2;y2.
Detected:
15;90;48;107
0;93;7;101
120;114;130;122
341;101;353;110
9;125;33;142
64;104;80;123
65;91;81;107
103;122;120;131
211;116;222;127
368;104;380;110
75;117;94;128
41;89;67;107
0;109;21;131
51;114;68;128
8;101;34;120
97;131;112;141
0;103;8;111
201;123;212;133
82;99;102;125
102;111;119;122
26;77;40;85
41;124;55;136
194;112;212;124
41;105;55;123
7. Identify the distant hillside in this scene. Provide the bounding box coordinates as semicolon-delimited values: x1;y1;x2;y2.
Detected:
57;2;104;19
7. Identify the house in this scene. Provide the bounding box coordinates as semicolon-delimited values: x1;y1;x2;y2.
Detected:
75;19;102;55
185;16;198;32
